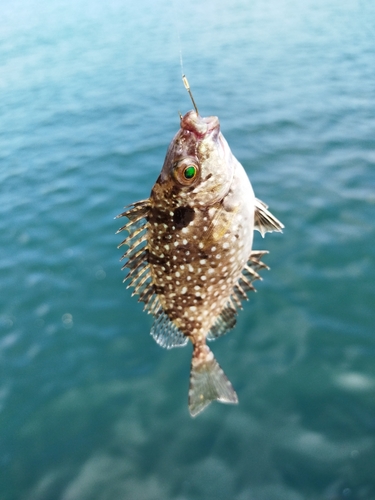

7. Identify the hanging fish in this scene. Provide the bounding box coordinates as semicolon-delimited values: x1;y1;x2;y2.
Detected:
116;76;284;417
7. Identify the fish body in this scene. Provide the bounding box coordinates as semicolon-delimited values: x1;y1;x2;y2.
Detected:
117;110;283;416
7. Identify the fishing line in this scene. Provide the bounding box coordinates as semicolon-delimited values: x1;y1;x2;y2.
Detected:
177;28;185;78
172;0;199;114
172;0;185;78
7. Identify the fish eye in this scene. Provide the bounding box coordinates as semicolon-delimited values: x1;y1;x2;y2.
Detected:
173;158;200;186
183;165;197;180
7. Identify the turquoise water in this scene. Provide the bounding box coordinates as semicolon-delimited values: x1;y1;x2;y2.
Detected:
1;0;375;498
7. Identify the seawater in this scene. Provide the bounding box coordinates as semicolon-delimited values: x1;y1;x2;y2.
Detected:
1;0;375;499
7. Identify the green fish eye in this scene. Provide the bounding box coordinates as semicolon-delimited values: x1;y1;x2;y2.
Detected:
184;165;197;179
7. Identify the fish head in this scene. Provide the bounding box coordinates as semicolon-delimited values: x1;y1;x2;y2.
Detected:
158;111;234;206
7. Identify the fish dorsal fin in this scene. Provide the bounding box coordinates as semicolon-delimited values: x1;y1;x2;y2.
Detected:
254;198;284;238
116;199;150;252
150;312;189;349
207;250;269;341
117;199;161;313
117;200;188;340
116;199;151;226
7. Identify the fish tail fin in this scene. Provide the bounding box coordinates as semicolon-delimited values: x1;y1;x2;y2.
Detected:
188;344;238;417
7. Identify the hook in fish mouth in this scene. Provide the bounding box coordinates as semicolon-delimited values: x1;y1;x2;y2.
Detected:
180;111;220;139
182;74;199;114
180;75;220;138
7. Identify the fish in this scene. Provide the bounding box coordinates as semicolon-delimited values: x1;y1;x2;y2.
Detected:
116;91;283;417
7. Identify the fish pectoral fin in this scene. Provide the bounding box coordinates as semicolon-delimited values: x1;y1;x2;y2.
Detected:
254;198;284;238
150;312;188;349
189;346;238;417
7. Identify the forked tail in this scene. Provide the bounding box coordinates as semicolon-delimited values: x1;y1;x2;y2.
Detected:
188;344;238;417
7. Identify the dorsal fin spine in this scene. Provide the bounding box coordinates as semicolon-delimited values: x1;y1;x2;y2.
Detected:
117;225;147;249
131;270;152;295
138;285;154;305
116;199;150;221
145;297;161;315
124;247;147;267
119;234;147;258
125;264;149;288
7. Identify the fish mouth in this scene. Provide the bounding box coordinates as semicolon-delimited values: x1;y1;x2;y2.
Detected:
180;111;220;139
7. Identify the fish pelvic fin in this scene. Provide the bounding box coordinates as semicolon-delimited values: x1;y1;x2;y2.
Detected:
188;344;238;417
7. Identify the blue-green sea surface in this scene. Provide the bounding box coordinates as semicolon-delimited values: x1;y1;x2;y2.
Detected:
1;0;375;499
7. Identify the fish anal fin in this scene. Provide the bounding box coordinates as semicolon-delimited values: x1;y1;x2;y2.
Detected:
239;275;257;292
234;283;248;301
230;291;243;310
254;198;284;238
207;304;237;341
150;312;188;349
248;250;269;271
208;248;272;342
189;345;238;417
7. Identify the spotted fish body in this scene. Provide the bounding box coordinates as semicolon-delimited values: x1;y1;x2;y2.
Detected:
117;110;283;416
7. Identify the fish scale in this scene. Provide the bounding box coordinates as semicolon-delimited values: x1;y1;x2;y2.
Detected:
117;109;284;417
148;199;246;334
